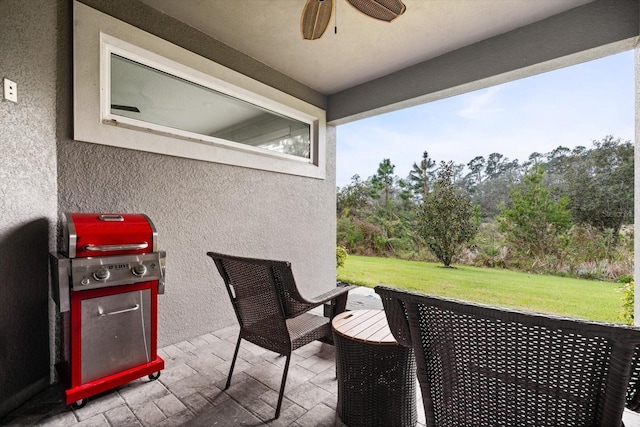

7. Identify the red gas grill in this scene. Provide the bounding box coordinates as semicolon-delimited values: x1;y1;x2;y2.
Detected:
50;213;165;408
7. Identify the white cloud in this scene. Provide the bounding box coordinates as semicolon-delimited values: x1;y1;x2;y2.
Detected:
456;86;506;120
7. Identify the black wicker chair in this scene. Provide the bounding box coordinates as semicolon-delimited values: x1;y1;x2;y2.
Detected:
375;285;640;427
207;252;355;419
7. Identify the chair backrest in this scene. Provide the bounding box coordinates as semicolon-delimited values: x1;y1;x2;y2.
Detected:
375;285;640;427
207;252;318;351
209;252;288;341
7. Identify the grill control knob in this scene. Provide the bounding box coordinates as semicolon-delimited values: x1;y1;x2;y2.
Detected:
132;264;147;277
92;268;110;281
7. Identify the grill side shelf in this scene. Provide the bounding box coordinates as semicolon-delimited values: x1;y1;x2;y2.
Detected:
50;252;71;312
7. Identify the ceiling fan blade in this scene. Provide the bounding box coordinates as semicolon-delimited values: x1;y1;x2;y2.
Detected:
346;0;406;22
301;0;333;40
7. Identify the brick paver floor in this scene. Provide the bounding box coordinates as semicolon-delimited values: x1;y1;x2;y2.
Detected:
2;288;426;426
3;286;640;426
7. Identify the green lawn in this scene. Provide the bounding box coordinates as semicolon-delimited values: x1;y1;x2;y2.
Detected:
337;255;625;323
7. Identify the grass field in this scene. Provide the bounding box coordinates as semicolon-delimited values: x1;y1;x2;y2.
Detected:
337;255;625;323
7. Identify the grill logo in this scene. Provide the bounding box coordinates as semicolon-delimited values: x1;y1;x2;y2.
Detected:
108;264;129;270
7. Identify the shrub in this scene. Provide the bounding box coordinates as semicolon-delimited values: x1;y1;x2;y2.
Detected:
467;221;508;268
620;280;634;325
618;274;634;284
554;225;633;281
336;246;348;268
498;165;572;262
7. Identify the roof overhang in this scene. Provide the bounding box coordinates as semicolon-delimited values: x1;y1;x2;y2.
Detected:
83;0;640;124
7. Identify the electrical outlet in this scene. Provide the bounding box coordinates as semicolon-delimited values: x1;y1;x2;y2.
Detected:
4;78;17;103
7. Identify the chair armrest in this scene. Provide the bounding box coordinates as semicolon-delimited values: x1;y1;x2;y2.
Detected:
283;283;356;319
312;284;356;319
312;284;356;305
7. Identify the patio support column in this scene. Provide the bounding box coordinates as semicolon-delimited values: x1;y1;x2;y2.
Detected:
635;39;640;325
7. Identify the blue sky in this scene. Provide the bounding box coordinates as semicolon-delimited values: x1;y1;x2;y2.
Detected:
336;50;634;188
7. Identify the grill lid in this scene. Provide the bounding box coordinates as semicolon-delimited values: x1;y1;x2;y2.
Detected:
63;213;157;258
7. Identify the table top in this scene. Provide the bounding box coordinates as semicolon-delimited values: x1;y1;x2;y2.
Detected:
332;309;397;345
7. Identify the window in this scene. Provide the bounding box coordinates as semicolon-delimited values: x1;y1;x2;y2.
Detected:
108;53;312;160
73;1;326;178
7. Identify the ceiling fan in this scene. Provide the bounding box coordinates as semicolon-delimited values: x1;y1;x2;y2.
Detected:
301;0;407;40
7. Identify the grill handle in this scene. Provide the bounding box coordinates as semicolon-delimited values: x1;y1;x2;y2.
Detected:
84;242;149;252
99;214;124;222
97;304;140;317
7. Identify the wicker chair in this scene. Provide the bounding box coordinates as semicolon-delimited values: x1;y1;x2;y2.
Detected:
207;252;355;419
375;285;640;427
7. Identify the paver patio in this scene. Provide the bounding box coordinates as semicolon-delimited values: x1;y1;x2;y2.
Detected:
3;286;640;426
1;288;420;426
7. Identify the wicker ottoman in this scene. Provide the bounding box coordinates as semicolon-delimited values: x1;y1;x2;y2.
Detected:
332;309;417;427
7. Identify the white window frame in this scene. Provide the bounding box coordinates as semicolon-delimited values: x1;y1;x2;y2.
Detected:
73;1;326;179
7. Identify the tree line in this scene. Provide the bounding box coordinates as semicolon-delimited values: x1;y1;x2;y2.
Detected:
337;135;633;282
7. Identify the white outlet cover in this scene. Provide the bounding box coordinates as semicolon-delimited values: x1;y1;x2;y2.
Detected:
4;78;17;103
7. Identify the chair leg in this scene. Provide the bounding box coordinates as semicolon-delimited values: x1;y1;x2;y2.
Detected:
330;293;349;320
274;355;291;419
225;335;242;390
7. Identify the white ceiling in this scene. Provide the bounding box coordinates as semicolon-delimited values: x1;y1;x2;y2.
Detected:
139;0;593;95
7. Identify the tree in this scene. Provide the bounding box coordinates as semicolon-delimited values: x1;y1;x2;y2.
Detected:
498;165;572;260
472;175;516;220
466;155;486;186
526;152;543;168
281;135;310;158
542;145;572;188
467;154;521;221
416;162;479;267
563;136;633;238
370;158;396;207
407;151;436;200
338;162;420;256
545;146;571;175
337;174;371;219
485;152;509;179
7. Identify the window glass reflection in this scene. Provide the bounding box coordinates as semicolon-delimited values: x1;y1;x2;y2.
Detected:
110;54;311;159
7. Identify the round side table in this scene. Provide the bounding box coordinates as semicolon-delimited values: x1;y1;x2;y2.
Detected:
332;309;417;427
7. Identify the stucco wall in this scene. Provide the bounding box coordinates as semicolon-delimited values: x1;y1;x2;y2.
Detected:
57;1;337;347
0;0;58;416
57;136;337;346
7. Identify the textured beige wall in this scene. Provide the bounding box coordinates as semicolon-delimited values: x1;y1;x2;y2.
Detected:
57;1;337;347
57;133;337;346
0;0;58;416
